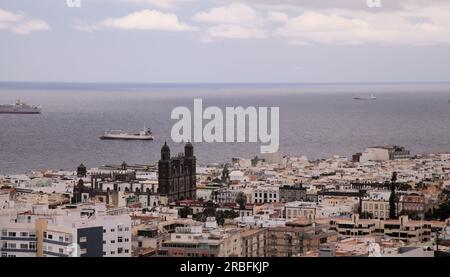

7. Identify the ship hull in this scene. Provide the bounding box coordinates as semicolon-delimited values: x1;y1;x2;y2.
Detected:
0;111;41;114
100;136;153;141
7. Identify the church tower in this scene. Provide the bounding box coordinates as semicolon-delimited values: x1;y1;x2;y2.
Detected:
158;142;171;197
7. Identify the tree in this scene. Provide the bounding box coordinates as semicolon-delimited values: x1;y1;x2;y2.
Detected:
398;183;412;191
424;201;450;221
389;172;398;219
360;211;373;219
179;207;193;218
399;210;421;220
235;192;247;209
215;210;240;226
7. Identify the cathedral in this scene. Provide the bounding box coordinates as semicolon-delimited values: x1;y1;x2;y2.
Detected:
157;142;197;202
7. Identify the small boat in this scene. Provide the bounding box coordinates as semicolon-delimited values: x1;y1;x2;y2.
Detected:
100;127;154;140
354;94;376;100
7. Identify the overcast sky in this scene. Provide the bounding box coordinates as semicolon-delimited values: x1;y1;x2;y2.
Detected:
1;0;450;83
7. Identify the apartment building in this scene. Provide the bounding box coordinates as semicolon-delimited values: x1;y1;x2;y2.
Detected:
266;221;338;257
241;228;267;257
285;201;316;220
330;214;446;243
361;190;400;219
157;219;243;257
0;203;131;257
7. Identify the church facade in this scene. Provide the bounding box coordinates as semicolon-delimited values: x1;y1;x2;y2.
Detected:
158;142;197;202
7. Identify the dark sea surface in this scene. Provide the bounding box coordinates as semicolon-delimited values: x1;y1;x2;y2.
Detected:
1;82;450;174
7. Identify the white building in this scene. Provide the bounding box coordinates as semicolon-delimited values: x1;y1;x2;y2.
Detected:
360;147;390;162
252;186;279;204
0;203;131;257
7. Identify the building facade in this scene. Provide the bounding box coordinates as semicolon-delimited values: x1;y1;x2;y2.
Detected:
158;142;197;203
279;184;307;203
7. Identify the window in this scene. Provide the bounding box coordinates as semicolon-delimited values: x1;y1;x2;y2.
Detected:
118;247;123;254
59;248;64;254
111;240;115;244
59;236;64;242
20;232;28;237
48;234;53;240
111;251;115;255
8;243;16;249
118;237;123;243
125;238;129;242
103;241;106;244
125;249;129;253
103;229;106;233
1;253;7;257
79;236;87;243
8;232;16;237
1;230;7;236
29;242;36;250
111;229;115;232
20;243;28;249
124;227;129;231
29;232;36;238
80;248;87;255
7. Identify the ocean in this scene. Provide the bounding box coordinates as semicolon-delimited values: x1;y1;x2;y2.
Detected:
1;82;450;174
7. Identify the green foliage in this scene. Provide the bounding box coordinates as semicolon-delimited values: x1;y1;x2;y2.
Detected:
424;200;450;221
360;211;373;219
179;207;193;218
235;192;247;209
399;210;421;220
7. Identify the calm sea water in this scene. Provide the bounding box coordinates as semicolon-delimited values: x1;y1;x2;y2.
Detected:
1;82;450;174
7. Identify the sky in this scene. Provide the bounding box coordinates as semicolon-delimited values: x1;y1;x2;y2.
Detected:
1;0;450;83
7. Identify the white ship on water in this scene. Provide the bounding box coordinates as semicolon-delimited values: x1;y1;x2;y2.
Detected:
100;127;154;140
354;94;376;100
0;100;42;114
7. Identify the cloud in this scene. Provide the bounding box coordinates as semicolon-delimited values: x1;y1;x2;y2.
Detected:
0;9;50;35
267;11;289;23
123;0;189;10
206;24;267;39
193;3;267;40
193;3;264;27
76;9;197;32
74;1;450;45
276;5;450;46
244;0;450;11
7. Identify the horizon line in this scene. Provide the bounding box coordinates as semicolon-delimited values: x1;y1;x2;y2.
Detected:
1;81;450;85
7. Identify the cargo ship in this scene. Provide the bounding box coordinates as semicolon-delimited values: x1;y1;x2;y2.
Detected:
354;94;376;100
0;100;42;114
100;127;154;140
